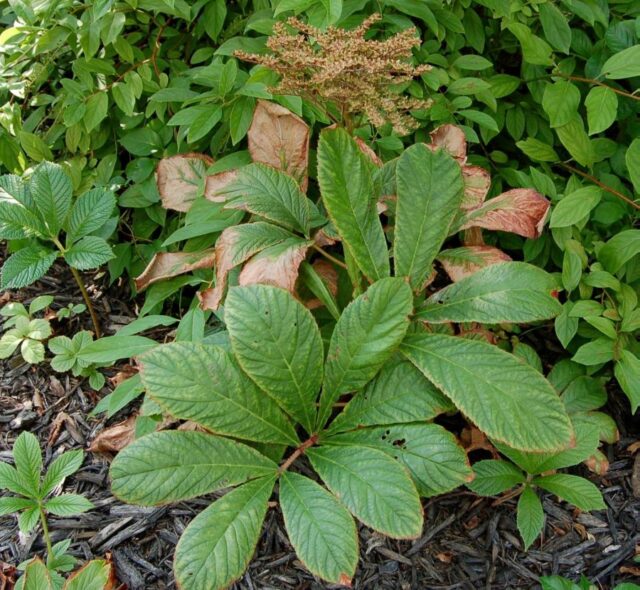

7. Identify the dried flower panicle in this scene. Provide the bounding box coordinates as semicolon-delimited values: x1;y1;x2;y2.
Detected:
236;14;432;135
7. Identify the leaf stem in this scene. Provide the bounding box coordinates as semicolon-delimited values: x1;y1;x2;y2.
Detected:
70;267;102;338
278;434;318;474
558;73;640;101
312;244;348;269
38;506;53;559
555;162;640;211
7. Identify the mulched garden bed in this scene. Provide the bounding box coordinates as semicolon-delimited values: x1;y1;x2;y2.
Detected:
1;265;639;590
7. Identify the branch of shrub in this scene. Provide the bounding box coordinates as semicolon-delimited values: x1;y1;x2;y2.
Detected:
556;162;640;211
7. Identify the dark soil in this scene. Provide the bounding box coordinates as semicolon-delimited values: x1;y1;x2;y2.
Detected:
1;266;639;590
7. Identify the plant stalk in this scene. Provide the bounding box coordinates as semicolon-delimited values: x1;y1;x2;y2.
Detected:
38;506;53;560
70;267;102;338
278;435;318;473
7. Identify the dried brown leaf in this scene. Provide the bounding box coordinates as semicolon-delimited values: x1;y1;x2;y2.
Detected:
135;250;215;292
239;239;311;294
248;100;310;191
461;165;491;210
204;169;239;203
439;246;512;282
89;415;137;454
157;154;213;212
428;124;467;164
460;189;550;238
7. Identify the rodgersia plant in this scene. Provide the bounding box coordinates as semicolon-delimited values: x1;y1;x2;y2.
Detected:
107;119;600;589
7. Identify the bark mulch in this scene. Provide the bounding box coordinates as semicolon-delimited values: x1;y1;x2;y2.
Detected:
1;267;639;590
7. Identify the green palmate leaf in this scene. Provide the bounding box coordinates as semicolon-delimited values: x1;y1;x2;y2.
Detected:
22;558;54;590
598;229;640;273
29;162;72;236
64;236;114;270
517;485;544;550
40;450;84;497
307;445;423;539
539;2;571;53
0;496;36;516
417;262;561;323
220;164;311;235
280;472;358;585
467;460;525;496
328;361;453;434
1;245;57;290
494;416;600;475
44;494;93;516
327;423;473;497
394;144;464;289
63;559;111;590
319;278;413;428
111;431;277;505
614;350;640;413
542;81;581;128
174;476;275;590
534;474;605;510
66;189;116;240
550;187;602;228
13;432;42;497
317;127;389;281
401;334;573;452
21;339;45;364
225;284;323;433
139;343;298;444
601;45;640;79
584;87;618;135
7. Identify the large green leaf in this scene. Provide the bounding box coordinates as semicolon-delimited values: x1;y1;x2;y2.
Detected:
494;415;600;475
317;127;389;281
22;559;54;590
110;431;277;505
326;423;473;497
401;333;573;452
280;472;358;585
534;474;605;510
220;163;312;235
174;476;275;590
318;278;413;427
614;350;640;413
29;162;72;236
517;485;544;550
225;284;323;433
138;343;298;445
63;559;111;590
1;245;57;290
327;361;453;434
394;144;463;289
307;445;423;539
417;262;562;323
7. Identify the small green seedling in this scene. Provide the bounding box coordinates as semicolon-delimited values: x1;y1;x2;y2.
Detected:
0;162;116;337
56;303;86;320
49;331;105;390
540;574;640;590
0;431;94;584
0;296;54;363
